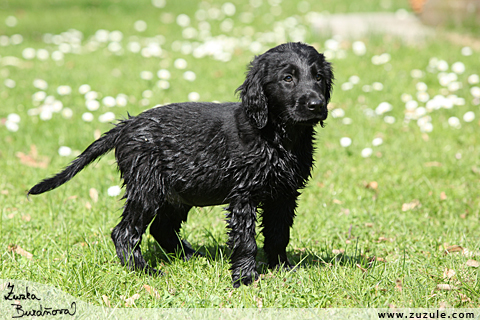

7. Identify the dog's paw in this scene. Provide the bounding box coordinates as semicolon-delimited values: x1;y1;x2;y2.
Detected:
232;270;259;288
144;267;164;277
179;240;204;261
270;260;296;272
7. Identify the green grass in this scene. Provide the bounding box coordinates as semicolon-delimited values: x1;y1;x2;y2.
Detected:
1;0;480;309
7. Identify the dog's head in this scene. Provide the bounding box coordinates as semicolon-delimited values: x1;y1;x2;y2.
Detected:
237;42;333;129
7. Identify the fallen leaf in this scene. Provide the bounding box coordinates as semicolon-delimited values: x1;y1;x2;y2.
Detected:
1;190;8;195
8;244;33;260
94;129;101;140
377;237;394;242
365;222;373;228
395;279;402;292
21;214;31;222
440;192;447;200
436;284;457;291
443;268;455;279
458;293;472;303
332;249;344;255
356;264;367;272
376;257;385;262
466;259;480;268
123;293;140;307
102;295;111;308
143;284;160;298
444;245;464;255
365;181;378;190
333;199;342;204
85;202;92;210
375;284;387;293
15;145;49;168
255;296;263;309
402;199;421;211
89;188;99;203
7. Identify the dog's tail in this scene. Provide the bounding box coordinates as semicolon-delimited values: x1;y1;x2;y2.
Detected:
28;124;123;196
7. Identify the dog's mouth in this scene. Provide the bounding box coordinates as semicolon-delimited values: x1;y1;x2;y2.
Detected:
292;107;328;126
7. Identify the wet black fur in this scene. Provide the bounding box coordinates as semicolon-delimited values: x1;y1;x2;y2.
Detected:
28;42;334;287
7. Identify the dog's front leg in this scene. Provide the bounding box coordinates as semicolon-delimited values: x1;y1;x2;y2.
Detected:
226;198;259;287
261;196;298;271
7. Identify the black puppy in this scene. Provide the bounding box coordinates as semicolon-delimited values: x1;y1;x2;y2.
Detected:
29;42;333;287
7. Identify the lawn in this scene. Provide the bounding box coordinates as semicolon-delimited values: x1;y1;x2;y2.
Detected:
1;0;479;311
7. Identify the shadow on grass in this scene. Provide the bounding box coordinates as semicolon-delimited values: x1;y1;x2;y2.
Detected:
143;237;376;274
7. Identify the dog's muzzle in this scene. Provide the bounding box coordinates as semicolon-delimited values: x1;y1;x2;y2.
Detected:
306;98;328;120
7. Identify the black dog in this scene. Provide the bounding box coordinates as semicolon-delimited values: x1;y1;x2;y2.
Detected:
29;42;333;287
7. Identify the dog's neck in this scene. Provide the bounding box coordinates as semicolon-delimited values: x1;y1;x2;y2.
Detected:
265;119;316;153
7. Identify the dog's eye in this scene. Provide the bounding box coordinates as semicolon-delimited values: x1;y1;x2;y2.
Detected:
283;75;293;82
316;74;322;81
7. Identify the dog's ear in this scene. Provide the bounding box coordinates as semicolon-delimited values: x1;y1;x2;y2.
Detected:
321;57;334;104
236;58;268;129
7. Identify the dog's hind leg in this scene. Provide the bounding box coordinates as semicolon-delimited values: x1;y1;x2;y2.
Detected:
111;199;158;274
149;203;196;260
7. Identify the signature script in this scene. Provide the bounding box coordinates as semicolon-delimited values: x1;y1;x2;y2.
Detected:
4;282;76;318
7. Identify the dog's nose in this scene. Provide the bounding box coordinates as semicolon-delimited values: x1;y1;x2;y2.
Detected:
307;99;323;112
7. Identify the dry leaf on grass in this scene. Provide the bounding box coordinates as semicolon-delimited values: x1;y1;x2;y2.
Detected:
402;199;421;211
102;295;111;308
15;145;49;169
364;181;378;190
364;222;374;228
443;245;480;257
333;199;342;204
443;268;455;279
466;259;480;268
123;293;140;307
436;284;458;291
89;188;99;203
255;296;263;309
21;214;31;222
8;244;33;260
395;279;402;292
94;129;102;140
143;284;160;299
356;264;367;273
375;284;387;293
444;245;464;254
458;293;472;303
440;192;447;200
332;249;345;255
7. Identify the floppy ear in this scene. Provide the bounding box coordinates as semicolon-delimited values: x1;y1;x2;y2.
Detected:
236;59;268;129
321;57;334;104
